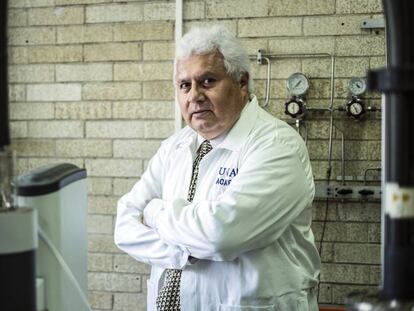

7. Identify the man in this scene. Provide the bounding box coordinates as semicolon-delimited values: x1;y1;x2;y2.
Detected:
114;25;320;311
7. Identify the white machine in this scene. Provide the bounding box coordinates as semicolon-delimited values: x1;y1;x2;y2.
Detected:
15;163;89;311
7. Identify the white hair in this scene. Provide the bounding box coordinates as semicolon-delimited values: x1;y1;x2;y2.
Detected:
175;24;253;94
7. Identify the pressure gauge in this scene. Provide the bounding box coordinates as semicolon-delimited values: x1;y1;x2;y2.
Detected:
346;96;366;119
285;97;306;119
348;77;367;96
286;73;309;96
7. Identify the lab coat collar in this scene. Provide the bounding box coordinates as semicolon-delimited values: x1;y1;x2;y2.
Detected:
175;95;259;152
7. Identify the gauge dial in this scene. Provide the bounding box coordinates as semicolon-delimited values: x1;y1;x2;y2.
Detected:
348;77;367;96
285;97;306;119
287;73;309;96
346;97;365;118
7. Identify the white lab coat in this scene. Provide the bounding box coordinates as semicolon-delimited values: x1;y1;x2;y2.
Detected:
114;96;321;311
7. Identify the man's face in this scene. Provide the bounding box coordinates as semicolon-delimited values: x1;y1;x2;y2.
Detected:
175;53;249;140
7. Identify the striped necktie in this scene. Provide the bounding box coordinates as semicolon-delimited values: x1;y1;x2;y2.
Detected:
156;140;213;311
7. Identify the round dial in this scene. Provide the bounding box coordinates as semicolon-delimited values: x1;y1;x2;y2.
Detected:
286;101;300;115
285;97;306;119
286;73;309;96
348;77;367;96
346;97;365;118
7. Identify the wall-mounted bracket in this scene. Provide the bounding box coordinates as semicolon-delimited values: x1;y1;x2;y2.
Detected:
315;182;382;201
361;18;385;29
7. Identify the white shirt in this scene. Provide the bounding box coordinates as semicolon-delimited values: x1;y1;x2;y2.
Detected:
114;96;320;311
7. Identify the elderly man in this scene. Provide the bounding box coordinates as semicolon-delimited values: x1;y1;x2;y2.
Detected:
114;25;320;311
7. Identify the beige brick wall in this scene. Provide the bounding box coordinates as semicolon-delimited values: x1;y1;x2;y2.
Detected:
7;0;384;309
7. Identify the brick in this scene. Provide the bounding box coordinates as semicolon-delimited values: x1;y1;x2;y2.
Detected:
113;139;160;159
88;234;122;253
144;121;174;139
307;140;381;161
11;139;56;157
56;63;113;82
114;62;173;81
9;27;56;45
183;1;205;20
9;64;54;83
8;9;27;27
10;121;28;138
269;0;335;16
250;59;301;80
306;119;381;140
318;283;332;304
56;139;112;157
113;178;137;196
113;254;151;274
269;37;335;54
370;56;386;70
304;15;366;36
143;42;174;61
10;102;54;120
333;243;380;264
86;121;144;138
84;43;142;62
238;18;302;38
239;39;268;55
143;81;174;100
28;7;84;26
9;84;26;102
27;83;81;101
113;293;146;311
113;101;174;119
337;202;381;222
184;20;237;35
321;263;372;284
88;178;113;196
88;195;119;214
9;47;28;64
9;0;54;8
88;214;113;234
55;101;112;120
85;159;143;177
336;35;385;56
28;121;83;138
206;0;267;18
114;22;173;41
28;45;83;63
336;0;382;14
301;58;332;78
88;291;113;310
88;272;141;292
331;284;379;304
86;3;143;23
325;222;368;242
83;82;142;100
335;57;370;77
88;253;113;272
57;25;113;44
368;223;381;243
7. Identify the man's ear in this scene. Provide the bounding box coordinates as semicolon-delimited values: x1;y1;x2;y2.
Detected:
240;72;249;91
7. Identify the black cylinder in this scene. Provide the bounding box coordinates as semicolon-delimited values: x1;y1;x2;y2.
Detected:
368;0;414;301
0;0;10;147
0;251;37;311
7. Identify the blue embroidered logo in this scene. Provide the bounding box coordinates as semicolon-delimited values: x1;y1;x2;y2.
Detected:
216;167;238;186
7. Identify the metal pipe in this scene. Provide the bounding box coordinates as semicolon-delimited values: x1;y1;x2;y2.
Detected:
174;0;183;133
262;57;271;108
0;0;9;147
368;0;414;301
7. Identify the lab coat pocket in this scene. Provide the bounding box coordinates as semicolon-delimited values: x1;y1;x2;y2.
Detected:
276;291;309;311
219;304;275;311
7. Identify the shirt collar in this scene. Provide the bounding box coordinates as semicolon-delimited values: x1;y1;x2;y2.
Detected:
176;95;259;152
